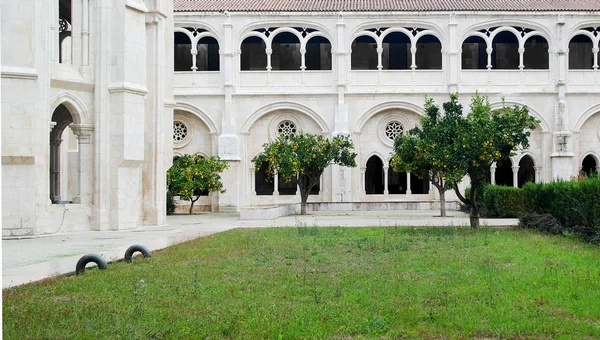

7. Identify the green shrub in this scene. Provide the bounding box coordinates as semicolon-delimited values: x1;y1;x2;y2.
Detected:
480;185;526;218
521;175;600;243
518;213;564;235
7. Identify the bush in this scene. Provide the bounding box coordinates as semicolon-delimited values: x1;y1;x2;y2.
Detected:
521;175;600;243
518;213;564;235
480;185;526;218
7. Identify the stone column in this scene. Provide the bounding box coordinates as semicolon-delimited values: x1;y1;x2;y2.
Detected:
410;46;417;69
406;172;412;195
534;166;542;183
50;138;63;203
518;47;525;70
250;168;256;195
447;13;459;92
71;124;94;204
512;166;519;188
383;166;389;195
490;162;497;185
273;170;279;196
376;47;383;70
360;167;366;195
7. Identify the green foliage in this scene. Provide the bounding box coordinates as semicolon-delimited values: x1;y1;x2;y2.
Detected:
252;133;357;214
479;185;526;218
4;227;600;338
167;154;228;214
520;175;600;243
166;191;175;215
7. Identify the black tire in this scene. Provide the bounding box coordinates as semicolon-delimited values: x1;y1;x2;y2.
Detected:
124;244;151;263
75;254;108;275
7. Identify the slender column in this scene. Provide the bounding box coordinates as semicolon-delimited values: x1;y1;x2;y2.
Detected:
593;47;599;70
376;47;383;70
486;47;493;69
71;124;94;204
300;48;306;70
383;166;389;195
406;172;412;195
490;162;497;185
50;138;63;203
273;170;279;196
360;167;366;195
534;166;542;184
410;46;417;69
512;166;519;187
250;168;255;195
518;47;525;70
266;48;272;71
191;48;198;71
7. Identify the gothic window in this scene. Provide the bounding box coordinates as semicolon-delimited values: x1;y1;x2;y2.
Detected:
415;35;442;69
365;156;384;194
569;34;595;69
59;0;72;64
241;36;267;70
582;155;598;176
196;37;220;71
271;32;302;70
491;31;519;69
305;36;332;70
518;155;535;187
384;121;404;141
523;36;549;69
462;36;487;69
174;31;193;71
277;120;297;137
382;32;411;70
351;35;378;70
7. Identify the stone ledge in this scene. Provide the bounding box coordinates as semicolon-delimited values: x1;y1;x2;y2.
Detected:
308;201;460;212
240;204;301;220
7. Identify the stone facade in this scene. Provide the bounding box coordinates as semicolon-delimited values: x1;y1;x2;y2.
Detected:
2;1;600;235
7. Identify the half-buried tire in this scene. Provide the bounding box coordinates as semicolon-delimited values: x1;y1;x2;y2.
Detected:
124;244;151;263
76;254;108;275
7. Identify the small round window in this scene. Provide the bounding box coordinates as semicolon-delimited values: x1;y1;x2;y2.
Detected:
385;121;404;141
173;121;188;143
277;120;297;137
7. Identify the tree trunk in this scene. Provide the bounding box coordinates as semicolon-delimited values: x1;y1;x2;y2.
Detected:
469;183;480;228
439;189;446;217
300;189;309;215
189;196;200;215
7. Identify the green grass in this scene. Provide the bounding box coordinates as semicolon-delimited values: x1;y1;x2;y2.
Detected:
3;227;600;339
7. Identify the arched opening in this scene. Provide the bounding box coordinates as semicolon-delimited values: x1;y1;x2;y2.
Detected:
415;35;442;69
410;174;430;194
495;159;513;187
365;156;384;194
174;31;193;71
388;168;407;194
461;36;487;69
50;104;78;203
569;34;594;69
196;37;220;71
351;35;378;70
59;0;72;64
382;32;411;70
241;36;267;70
278;174;297;195
271;32;301;70
491;31;519;69
305;36;332;70
582;155;598;176
523;36;549;69
255;162;274;195
517;155;535;188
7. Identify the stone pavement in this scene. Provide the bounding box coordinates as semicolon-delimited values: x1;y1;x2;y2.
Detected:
2;210;518;289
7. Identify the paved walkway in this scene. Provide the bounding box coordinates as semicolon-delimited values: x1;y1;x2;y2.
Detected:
2;210;518;289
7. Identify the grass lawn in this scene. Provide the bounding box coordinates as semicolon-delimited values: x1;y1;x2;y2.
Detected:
3;226;600;339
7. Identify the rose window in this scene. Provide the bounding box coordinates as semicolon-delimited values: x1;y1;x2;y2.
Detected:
173;121;188;143
278;120;297;137
385;121;404;141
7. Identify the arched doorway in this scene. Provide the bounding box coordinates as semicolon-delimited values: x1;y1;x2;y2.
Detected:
50;104;78;203
518;155;535;187
365;156;384;194
495;159;513;186
582;155;598;176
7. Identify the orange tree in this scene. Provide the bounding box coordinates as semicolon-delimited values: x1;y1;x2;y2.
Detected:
167;154;228;214
390;95;466;217
252;133;357;215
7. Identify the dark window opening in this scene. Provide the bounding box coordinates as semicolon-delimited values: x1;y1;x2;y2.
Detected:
365;156;384;194
50;104;75;203
388;168;407;194
569;35;594;69
241;36;267;71
271;32;301;70
462;36;487;69
491;31;519;69
255;162;274;195
517;156;535;188
278;174;297;195
410;173;430;194
495;159;513;187
196;37;220;71
59;0;72;64
305;36;332;70
351;35;378;70
415;35;442;70
174;32;193;71
582;155;598;176
523;36;549;69
382;32;411;70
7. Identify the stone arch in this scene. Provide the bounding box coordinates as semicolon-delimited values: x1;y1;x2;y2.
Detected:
460;21;553;48
517;153;536;187
581;152;600;176
174;102;219;134
353;101;424;134
241;102;329;135
574;103;600;132
349;21;446;49
489;101;550;132
362;151;389;167
49;93;88;125
365;154;385;194
237;21;333;46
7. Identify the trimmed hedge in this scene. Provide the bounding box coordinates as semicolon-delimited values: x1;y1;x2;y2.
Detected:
480;185;526;218
520;176;600;243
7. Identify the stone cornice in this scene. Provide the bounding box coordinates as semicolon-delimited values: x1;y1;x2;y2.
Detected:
108;83;149;96
1;67;38;80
